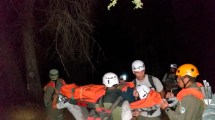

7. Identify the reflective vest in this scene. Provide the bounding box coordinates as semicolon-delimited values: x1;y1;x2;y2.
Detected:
177;82;204;101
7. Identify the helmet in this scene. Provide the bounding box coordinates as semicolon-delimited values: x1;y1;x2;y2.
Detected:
119;74;127;81
136;84;150;99
49;69;59;80
132;60;145;72
170;64;177;69
176;64;199;77
102;72;119;87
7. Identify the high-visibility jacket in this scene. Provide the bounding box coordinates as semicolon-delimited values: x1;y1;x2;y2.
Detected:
165;82;205;120
44;78;66;120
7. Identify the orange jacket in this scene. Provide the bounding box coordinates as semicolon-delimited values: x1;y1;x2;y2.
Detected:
121;82;135;92
130;90;162;109
176;82;204;101
46;79;66;88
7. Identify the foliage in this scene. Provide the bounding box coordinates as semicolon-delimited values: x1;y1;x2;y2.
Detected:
108;0;143;10
40;0;103;73
107;0;118;10
132;0;144;9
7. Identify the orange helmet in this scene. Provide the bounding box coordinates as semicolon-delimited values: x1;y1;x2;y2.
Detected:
176;64;199;77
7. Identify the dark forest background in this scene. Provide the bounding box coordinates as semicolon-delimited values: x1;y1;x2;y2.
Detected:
0;0;215;110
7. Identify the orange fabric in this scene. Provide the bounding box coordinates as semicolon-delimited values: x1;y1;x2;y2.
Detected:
196;82;203;87
46;81;55;88
73;84;106;103
46;79;67;88
60;83;79;98
87;117;101;120
121;82;135;92
176;83;204;101
96;108;112;113
130;90;162;109
60;79;67;85
77;101;88;107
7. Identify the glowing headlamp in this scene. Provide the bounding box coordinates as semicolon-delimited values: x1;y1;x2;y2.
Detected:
120;74;127;80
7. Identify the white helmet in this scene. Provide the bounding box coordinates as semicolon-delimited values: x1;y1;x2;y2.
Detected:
132;60;145;72
102;72;119;87
119;74;127;81
136;84;150;99
170;64;177;69
49;69;59;80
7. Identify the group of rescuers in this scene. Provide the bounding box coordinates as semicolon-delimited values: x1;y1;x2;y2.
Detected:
43;60;214;120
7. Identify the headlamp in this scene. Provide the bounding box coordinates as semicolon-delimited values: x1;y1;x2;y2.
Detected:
120;74;127;80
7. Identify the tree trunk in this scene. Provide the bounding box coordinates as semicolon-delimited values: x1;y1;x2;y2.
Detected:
0;0;27;106
22;0;43;102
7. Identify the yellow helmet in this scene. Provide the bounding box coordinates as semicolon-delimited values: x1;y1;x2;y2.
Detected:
176;64;199;77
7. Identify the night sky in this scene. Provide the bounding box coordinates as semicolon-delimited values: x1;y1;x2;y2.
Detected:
91;0;215;91
0;0;215;103
28;0;215;91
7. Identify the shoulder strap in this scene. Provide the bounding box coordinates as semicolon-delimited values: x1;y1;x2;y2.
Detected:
98;96;104;108
166;74;177;84
109;96;123;110
56;79;63;90
166;73;170;80
174;74;177;80
166;73;177;81
98;96;123;110
133;79;137;86
96;96;123;120
103;96;123;120
148;75;156;91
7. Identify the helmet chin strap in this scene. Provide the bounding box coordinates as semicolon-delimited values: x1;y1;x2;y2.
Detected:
180;76;191;88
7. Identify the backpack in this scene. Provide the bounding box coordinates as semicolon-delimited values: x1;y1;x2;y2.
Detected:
44;79;66;106
87;96;123;120
133;75;156;91
45;79;66;91
164;73;178;90
202;94;215;120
